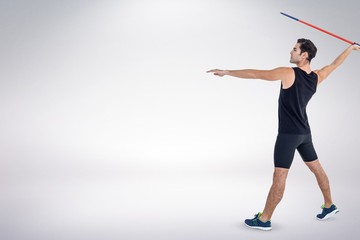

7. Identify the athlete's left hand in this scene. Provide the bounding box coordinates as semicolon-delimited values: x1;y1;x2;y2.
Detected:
206;69;229;77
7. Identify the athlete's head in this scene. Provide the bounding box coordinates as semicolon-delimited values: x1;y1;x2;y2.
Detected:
290;38;317;64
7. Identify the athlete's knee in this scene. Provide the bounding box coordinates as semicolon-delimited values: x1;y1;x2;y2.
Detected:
272;167;289;185
305;158;318;166
305;159;323;173
274;167;289;175
271;169;288;199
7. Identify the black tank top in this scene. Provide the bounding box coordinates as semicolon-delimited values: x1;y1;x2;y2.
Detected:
278;67;318;134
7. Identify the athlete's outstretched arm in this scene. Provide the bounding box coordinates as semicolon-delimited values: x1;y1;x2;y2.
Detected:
315;44;360;84
206;67;293;82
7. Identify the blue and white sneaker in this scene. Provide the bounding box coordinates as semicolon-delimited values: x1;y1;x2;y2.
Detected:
244;212;272;231
316;204;339;220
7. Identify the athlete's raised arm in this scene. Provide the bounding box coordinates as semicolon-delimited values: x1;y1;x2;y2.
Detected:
315;44;360;84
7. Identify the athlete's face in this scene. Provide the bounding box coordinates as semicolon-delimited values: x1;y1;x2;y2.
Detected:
290;43;307;64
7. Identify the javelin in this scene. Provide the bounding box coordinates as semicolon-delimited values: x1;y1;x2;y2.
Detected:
280;12;359;46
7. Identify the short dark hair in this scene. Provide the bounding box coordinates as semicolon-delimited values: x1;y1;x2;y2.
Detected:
297;38;317;63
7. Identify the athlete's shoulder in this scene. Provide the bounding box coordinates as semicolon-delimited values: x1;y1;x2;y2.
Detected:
272;67;294;76
274;66;294;71
275;67;295;88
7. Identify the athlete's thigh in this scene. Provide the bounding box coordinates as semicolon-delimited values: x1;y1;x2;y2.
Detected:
297;134;318;162
274;134;301;169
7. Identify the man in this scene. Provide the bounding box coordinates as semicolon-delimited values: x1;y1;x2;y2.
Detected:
207;39;360;231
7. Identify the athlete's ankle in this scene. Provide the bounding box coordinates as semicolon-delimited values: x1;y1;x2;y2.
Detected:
259;214;270;223
324;202;333;208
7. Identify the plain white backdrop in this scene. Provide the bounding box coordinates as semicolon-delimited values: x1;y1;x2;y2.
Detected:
1;0;360;239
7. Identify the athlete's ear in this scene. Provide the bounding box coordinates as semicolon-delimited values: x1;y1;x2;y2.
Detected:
301;51;309;60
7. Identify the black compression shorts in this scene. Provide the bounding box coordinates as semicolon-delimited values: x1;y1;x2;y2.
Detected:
274;133;318;169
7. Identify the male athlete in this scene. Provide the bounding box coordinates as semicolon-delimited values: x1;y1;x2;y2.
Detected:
207;39;360;230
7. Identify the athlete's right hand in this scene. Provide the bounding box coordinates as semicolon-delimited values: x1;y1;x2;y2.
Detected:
351;44;360;51
206;69;229;77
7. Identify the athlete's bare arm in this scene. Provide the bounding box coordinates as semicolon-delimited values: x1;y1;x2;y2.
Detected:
315;44;360;84
206;67;295;88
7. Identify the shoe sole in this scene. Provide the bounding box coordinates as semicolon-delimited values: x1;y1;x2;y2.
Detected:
317;209;339;221
244;222;272;231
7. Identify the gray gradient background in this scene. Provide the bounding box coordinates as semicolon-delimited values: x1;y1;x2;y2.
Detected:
1;0;359;239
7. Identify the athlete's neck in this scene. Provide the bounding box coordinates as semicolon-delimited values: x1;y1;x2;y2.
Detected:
296;62;312;74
